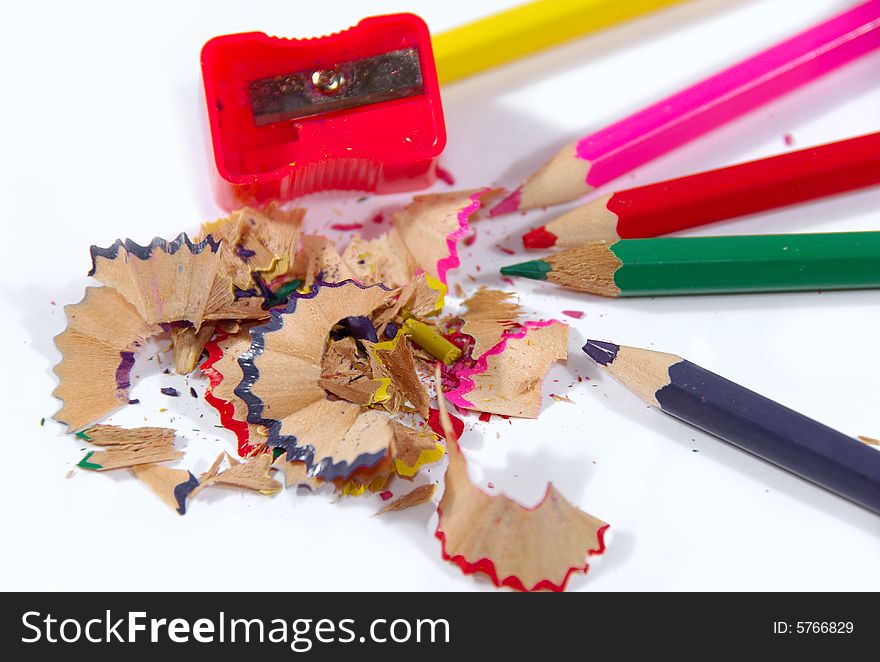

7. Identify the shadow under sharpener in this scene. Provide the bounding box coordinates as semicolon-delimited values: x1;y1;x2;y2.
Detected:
201;13;447;210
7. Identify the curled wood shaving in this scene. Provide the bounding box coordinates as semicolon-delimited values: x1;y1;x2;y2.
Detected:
392;189;491;284
243;282;401;479
52;287;162;432
336;420;442;495
437;440;607;592
249;283;391;424
89;234;224;329
452;322;568;418
201;328;261;454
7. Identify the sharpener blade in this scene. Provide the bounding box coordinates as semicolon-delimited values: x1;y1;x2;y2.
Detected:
249;47;424;125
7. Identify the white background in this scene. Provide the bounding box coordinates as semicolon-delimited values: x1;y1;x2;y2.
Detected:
1;0;878;592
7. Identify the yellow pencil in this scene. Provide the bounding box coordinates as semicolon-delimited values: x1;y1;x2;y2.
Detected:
432;0;686;84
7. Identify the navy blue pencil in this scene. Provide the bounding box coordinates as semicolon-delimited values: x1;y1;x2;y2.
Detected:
583;340;880;515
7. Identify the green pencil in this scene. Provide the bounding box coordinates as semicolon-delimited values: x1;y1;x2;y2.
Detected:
499;231;880;296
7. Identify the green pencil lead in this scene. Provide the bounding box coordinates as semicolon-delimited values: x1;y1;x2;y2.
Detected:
77;452;102;471
75;430;92;441
499;259;552;281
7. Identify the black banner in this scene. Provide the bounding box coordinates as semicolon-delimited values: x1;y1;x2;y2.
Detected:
0;592;873;657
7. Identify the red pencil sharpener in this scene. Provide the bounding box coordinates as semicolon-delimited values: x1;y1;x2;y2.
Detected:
201;13;446;210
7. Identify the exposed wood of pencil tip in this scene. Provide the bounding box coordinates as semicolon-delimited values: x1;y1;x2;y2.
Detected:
517;141;593;210
545;242;623;296
545;193;619;245
603;346;682;407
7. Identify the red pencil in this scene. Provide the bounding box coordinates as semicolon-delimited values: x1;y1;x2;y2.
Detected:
523;132;880;249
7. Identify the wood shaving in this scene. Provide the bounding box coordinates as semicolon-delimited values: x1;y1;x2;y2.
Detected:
200;204;304;291
272;456;323;490
53;288;162;432
437;440;607;592
171;323;216;374
319;337;383;406
461;287;522;357
377;483;436;515
131;464;198;514
370;335;430;417
455;322;568;418
89;234;224;329
78;425;180;471
200;453;281;495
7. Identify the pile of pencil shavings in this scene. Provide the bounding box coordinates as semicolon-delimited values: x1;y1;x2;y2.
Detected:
51;189;609;591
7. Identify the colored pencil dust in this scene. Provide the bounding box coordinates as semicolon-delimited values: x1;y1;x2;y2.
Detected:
493;0;880;214
501;231;880;297
582;340;880;515
523;132;880;248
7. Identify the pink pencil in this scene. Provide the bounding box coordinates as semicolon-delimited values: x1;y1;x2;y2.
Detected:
492;0;880;215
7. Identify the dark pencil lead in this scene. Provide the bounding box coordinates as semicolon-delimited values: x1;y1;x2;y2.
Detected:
582;340;620;366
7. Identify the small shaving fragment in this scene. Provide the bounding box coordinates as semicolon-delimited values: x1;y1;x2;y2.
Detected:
200;204;304;294
272;456;323;490
171;324;216;374
319;337;385;406
370;334;430;417
341;232;417;288
550;394;575;404
296;235;355;286
391;422;443;477
200;452;281;495
79;424;174;446
377;483;436;515
77;425;181;471
131;464;198;514
858;435;880;446
372;273;444;333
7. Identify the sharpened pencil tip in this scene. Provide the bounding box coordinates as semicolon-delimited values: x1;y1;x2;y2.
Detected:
500;259;551;281
489;188;522;217
522;226;557;249
583;339;620;366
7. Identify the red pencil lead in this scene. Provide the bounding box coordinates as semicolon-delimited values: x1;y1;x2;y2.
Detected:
523;226;558;249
